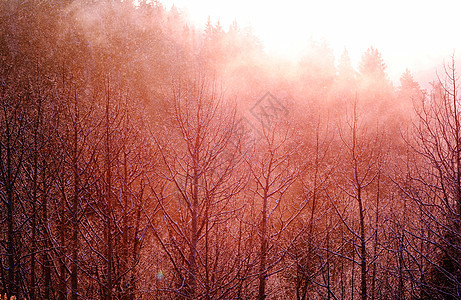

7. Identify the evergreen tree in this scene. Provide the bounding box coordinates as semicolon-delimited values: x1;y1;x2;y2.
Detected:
359;46;388;83
337;48;357;85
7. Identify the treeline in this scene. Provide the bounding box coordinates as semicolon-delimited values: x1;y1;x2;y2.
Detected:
0;0;460;299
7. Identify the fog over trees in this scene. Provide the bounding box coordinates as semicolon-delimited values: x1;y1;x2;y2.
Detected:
1;1;460;299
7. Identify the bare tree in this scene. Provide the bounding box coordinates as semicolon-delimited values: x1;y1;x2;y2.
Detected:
240;99;303;299
327;99;384;300
286;113;335;300
403;57;461;299
153;73;246;299
0;51;30;300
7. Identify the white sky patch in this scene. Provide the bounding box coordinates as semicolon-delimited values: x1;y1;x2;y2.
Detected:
160;0;461;82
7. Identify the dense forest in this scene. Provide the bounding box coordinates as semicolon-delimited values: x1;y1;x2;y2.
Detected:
1;0;460;299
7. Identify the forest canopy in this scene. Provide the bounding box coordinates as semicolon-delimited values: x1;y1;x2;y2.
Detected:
0;1;460;299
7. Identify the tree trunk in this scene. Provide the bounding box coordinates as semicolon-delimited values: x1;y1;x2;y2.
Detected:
258;187;269;300
358;188;367;300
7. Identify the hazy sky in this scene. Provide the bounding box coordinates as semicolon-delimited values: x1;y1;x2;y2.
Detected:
160;0;461;82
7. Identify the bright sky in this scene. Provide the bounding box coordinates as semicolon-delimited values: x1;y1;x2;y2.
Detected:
160;0;461;82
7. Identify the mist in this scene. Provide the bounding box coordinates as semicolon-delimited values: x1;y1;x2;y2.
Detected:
1;1;460;299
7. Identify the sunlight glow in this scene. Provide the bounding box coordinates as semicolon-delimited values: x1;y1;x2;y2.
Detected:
160;0;461;81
